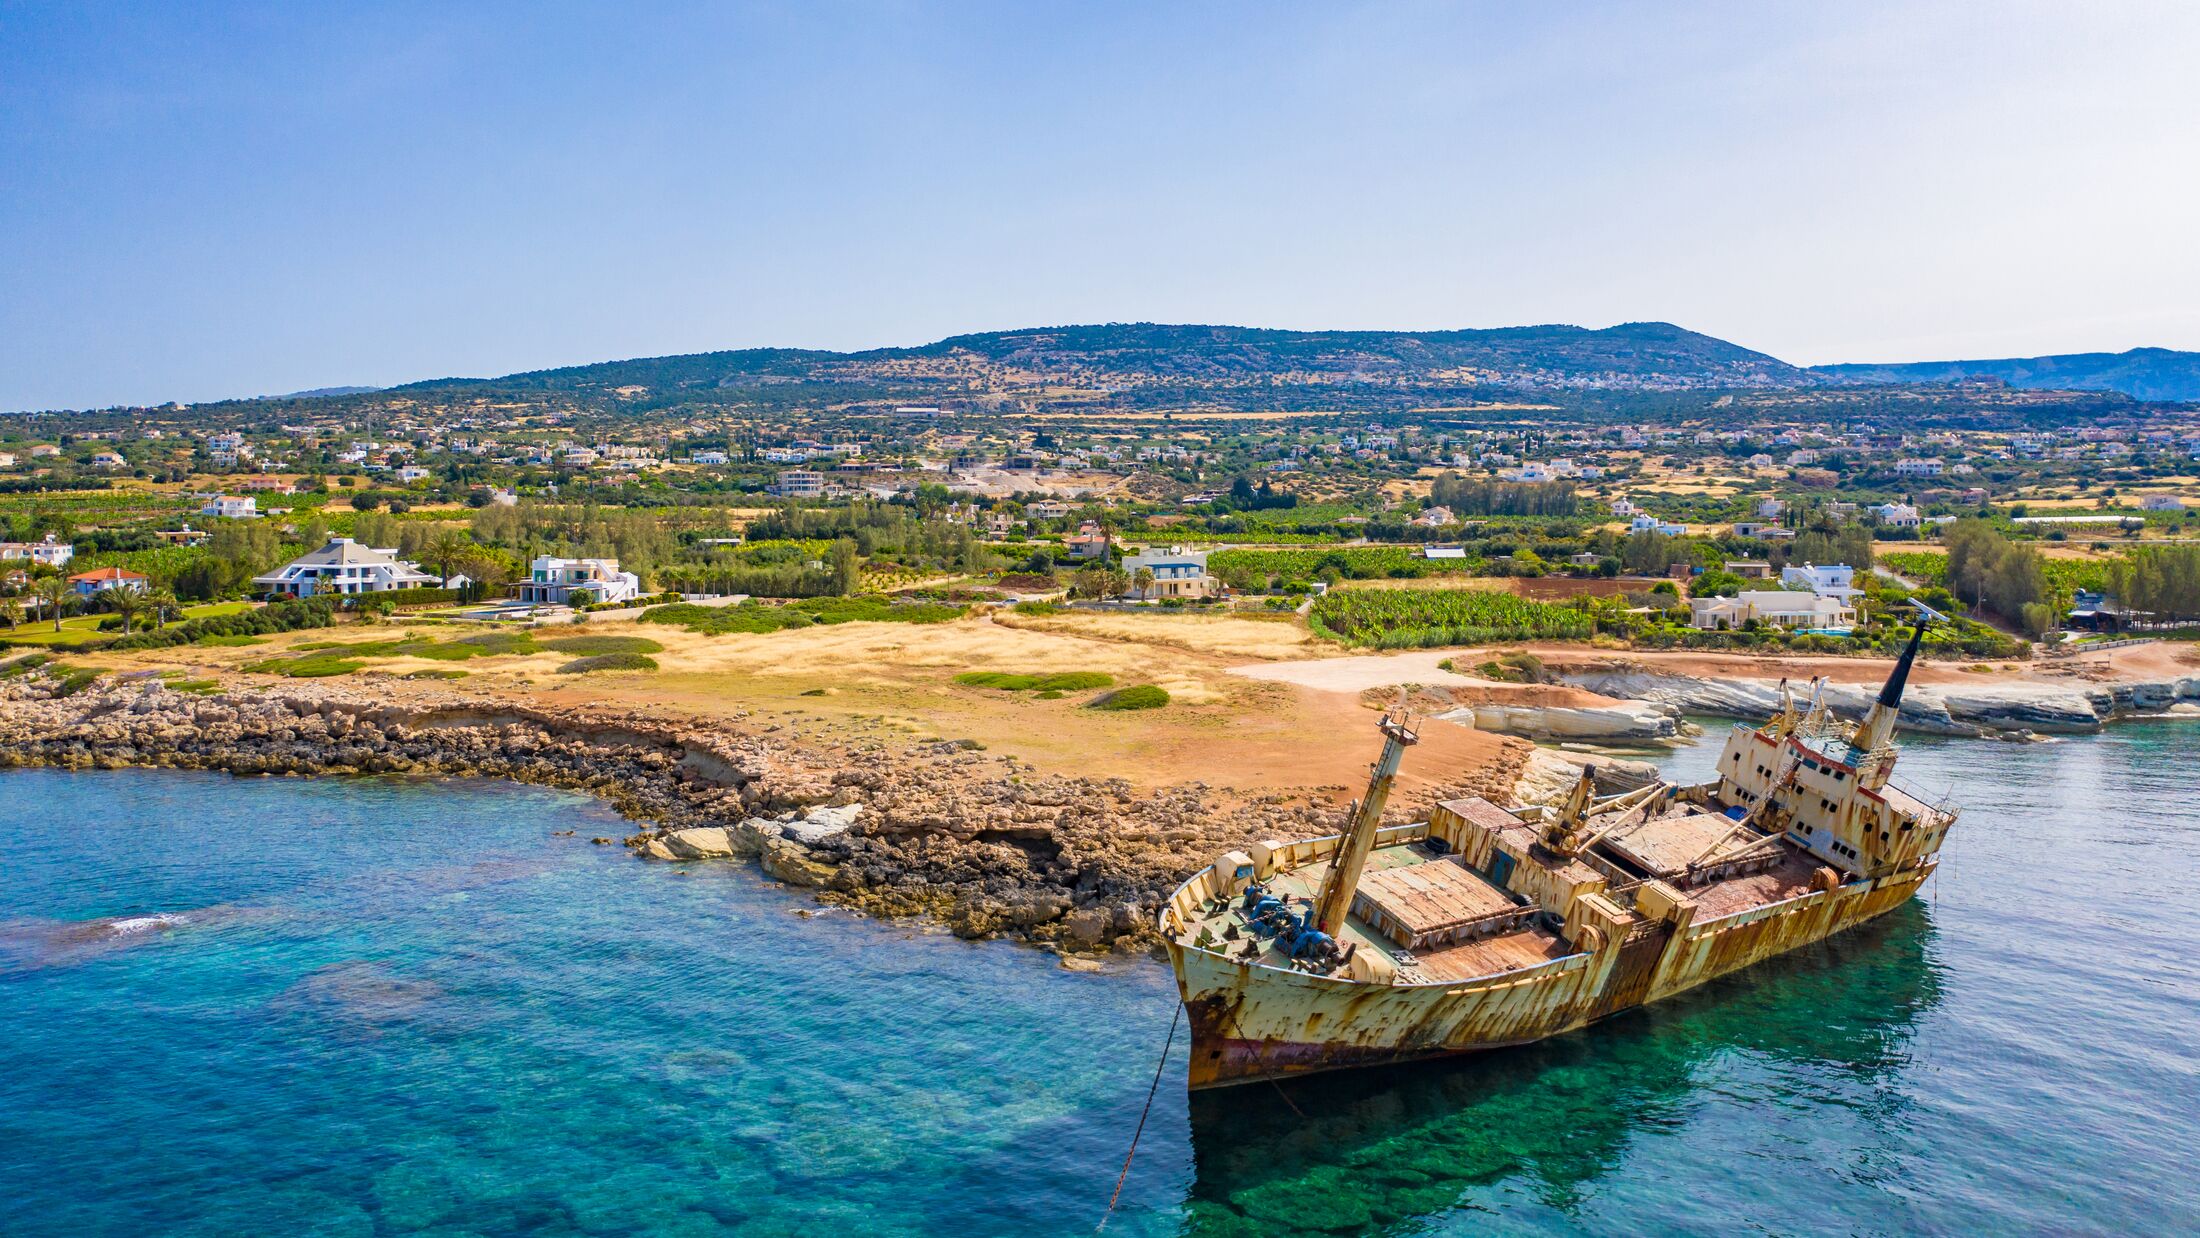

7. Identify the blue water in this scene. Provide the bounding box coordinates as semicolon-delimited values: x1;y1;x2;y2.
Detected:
2;723;2197;1236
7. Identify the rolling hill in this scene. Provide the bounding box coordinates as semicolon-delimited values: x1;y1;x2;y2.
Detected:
1813;347;2200;403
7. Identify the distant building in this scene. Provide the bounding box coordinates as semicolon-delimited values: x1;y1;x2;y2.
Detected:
516;556;641;606
1893;458;1944;477
1412;506;1456;528
201;494;258;520
1723;560;1776;579
770;469;825;498
1026;499;1073;520
1870;502;1922;528
1730;522;1796;540
252;538;439;598
1630;513;1687;536
69;567;150;598
1121;547;1217;600
0;534;74;568
1691;591;1855;632
1781;562;1861;602
2139;495;2187;511
689;450;730;465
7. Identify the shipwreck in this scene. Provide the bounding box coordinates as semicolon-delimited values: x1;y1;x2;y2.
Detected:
1162;614;1956;1088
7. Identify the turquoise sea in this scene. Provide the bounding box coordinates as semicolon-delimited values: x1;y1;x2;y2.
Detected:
2;722;2196;1236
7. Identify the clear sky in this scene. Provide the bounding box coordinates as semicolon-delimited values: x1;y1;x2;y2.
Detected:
4;0;2197;412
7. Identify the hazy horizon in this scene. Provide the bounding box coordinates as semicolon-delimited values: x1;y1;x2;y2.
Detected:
6;0;2198;411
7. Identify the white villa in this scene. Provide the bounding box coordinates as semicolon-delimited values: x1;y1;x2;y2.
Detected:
516;556;641;606
771;469;825;498
253;537;439;598
1120;547;1218;600
1871;502;1922;528
0;534;74;568
1631;513;1688;536
1691;591;1856;632
1781;562;1861;602
201;494;258;520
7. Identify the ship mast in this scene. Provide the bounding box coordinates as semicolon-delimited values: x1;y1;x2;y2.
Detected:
1312;704;1419;938
1855;610;1930;752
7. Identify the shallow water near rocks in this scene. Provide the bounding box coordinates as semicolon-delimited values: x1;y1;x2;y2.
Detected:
3;722;2197;1236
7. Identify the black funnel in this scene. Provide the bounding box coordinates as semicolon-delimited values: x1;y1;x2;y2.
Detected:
1876;616;1928;710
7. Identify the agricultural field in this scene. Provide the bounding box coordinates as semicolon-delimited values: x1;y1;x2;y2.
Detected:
1309;588;1597;648
1209;546;1471;582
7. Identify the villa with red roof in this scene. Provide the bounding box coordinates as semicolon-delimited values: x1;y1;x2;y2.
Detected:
68;567;150;598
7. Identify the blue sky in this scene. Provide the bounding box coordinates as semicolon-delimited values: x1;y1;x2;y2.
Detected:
4;1;2197;411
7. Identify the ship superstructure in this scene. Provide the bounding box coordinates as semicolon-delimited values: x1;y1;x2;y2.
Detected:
1162;617;1956;1088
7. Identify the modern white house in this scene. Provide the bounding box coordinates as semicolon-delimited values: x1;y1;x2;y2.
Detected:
1120;547;1217;600
516;556;641;606
252;537;440;598
1781;562;1861;602
2139;495;2187;511
770;469;825;498
1691;591;1856;632
201;494;258;520
1631;513;1688;536
0;534;74;568
1893;458;1945;477
1871;502;1922;528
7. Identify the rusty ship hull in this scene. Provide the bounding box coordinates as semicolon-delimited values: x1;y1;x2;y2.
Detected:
1162;621;1956;1090
1166;847;1932;1088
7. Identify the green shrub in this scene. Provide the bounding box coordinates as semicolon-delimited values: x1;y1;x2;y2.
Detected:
0;653;53;678
642;596;965;636
194;633;267;647
1011;600;1065;616
1089;684;1169;711
107;597;337;652
169;679;221;694
1035;689;1066;699
404;669;470;680
556;652;659;674
956;670;1116;692
50;666;102;697
542;635;664;656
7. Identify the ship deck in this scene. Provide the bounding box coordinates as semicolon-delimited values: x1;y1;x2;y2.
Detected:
1179;841;1572;985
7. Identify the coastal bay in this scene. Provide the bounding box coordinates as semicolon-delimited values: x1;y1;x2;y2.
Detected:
3;719;2195;1235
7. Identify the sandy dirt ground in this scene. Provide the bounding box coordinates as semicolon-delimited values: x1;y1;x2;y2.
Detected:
87;607;2193;805
93;608;1512;803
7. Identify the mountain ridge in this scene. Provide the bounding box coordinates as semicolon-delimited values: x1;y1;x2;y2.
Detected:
1812;346;2200;402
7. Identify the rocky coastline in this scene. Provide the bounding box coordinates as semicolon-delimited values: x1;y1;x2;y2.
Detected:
0;669;1532;955
1555;665;2200;737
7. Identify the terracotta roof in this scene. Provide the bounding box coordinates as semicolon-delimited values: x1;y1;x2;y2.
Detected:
69;567;147;583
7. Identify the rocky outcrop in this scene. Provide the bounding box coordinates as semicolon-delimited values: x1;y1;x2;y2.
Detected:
1440;699;1681;741
0;670;1529;956
1510;746;1664;807
1557;666;2200;736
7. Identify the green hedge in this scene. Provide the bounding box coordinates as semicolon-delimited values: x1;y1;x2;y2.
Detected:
107;598;336;651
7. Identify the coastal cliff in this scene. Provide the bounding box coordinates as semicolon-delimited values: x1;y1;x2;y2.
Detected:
0;670;1530;954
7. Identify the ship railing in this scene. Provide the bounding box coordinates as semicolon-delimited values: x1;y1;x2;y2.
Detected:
1414;949;1593;993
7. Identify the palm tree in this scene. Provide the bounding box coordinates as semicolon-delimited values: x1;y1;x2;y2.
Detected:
144;587;180;630
33;575;70;632
427;530;471;587
1133;566;1156;600
101;586;145;635
0;595;21;631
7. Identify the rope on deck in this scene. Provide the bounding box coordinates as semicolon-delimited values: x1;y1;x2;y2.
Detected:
1095;1002;1180;1233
